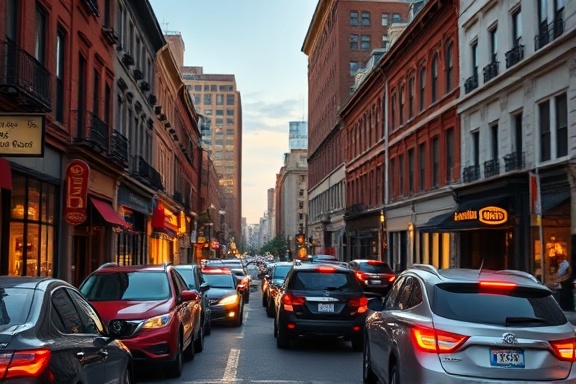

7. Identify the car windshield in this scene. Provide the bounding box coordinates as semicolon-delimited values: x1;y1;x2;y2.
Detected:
289;271;360;291
273;265;292;279
0;287;33;328
432;283;566;326
358;262;393;274
203;273;235;289
80;271;170;301
174;267;196;289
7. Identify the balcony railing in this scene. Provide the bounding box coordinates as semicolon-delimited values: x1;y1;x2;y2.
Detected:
463;165;480;183
505;45;525;68
0;38;52;111
72;110;109;152
504;151;525;172
132;156;164;191
464;73;478;94
110;130;128;167
535;17;564;51
483;61;499;83
483;159;500;178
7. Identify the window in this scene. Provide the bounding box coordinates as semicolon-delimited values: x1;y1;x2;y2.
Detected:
399;85;404;125
490;27;498;63
391;94;396;129
381;13;389;26
226;118;234;125
226;109;234;116
491;124;499;160
93;70;100;116
445;42;453;92
512;8;522;46
419;143;426;191
419;67;426;112
539;100;551;162
472;131;480;167
194;95;200;105
194;85;202;91
408;149;414;195
556;93;567;157
446;129;454;182
471;41;479;74
210;85;217;91
203;94;212;104
6;0;18;40
203;84;209;91
35;4;47;64
389;158;395;197
226;94;235;105
398;154;404;196
361;11;370;26
431;54;438;103
216;109;224;116
361;35;371;50
408;77;414;118
382;35;390;50
432;137;439;187
350;11;359;26
350;61;359;75
216;94;223;105
350;35;358;50
392;13;401;22
55;27;66;122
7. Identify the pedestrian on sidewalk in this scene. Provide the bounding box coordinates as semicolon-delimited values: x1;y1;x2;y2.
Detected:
556;252;574;311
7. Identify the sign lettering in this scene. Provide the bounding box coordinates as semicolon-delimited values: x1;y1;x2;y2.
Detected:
454;206;508;225
0;115;45;156
64;160;90;225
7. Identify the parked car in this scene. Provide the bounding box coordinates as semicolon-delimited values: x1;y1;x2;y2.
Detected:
363;264;576;384
260;262;276;307
264;261;293;318
79;263;203;378
0;276;134;383
201;265;244;326
204;259;251;303
349;259;396;296
173;263;212;336
274;260;369;351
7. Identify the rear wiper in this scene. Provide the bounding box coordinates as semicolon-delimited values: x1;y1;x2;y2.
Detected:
324;286;342;291
505;316;551;325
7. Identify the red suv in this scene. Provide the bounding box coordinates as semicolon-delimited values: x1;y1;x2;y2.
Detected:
79;263;203;378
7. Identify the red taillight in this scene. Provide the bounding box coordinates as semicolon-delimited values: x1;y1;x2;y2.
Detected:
0;349;51;379
355;271;370;282
411;326;468;353
348;296;369;313
479;281;516;289
550;338;576;361
281;292;306;311
317;266;336;273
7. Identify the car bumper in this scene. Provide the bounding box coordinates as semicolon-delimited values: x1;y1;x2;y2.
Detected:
210;304;242;323
121;324;178;364
278;313;365;338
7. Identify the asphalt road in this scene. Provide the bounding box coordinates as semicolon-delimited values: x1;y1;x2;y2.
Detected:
136;283;365;383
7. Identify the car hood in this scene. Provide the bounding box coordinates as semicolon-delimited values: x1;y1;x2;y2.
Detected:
205;288;237;300
91;299;173;321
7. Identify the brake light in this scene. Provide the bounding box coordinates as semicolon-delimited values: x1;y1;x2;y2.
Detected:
281;292;306;311
202;267;231;274
348;296;368;313
388;275;396;282
317;266;336;273
411;326;468;353
550;338;576;361
0;349;51;379
355;271;370;282
479;281;516;289
367;260;383;266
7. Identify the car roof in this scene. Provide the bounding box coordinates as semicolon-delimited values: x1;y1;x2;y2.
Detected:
292;261;352;273
90;263;173;274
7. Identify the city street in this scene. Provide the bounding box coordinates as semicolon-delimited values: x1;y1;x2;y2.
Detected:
136;286;365;384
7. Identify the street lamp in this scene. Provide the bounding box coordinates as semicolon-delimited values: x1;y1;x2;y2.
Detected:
378;210;385;261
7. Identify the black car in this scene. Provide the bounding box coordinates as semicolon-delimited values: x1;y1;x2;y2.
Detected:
264;261;293;318
0;276;134;383
174;264;212;336
274;261;369;351
201;265;244;326
204;259;251;304
348;259;396;295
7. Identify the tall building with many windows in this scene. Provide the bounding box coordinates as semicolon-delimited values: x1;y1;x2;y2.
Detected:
180;66;242;242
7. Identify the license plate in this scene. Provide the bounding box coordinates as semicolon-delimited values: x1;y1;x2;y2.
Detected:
490;349;525;368
370;279;381;284
318;303;334;312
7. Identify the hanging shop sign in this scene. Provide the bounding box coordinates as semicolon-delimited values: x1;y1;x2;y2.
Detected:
0;114;45;157
63;159;90;224
454;206;508;225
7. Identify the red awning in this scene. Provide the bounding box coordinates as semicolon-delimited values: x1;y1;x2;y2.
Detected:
90;197;130;229
0;159;12;190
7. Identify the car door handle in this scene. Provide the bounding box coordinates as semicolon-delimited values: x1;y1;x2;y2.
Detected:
76;351;84;359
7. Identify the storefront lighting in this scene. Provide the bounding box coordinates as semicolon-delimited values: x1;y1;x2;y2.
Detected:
12;204;36;219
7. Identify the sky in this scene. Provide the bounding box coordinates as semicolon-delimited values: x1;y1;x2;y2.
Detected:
149;0;318;225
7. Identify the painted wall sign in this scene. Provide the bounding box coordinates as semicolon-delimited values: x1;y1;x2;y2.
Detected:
454;206;508;225
0;115;45;156
64;159;90;224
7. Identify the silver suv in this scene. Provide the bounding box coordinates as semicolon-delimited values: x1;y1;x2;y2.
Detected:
363;264;576;384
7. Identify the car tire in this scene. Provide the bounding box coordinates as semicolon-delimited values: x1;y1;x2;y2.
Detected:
122;365;132;384
204;314;212;336
276;326;290;349
262;291;268;307
194;322;204;353
244;291;250;304
234;305;243;327
352;333;364;352
362;339;378;384
273;319;278;338
266;297;275;318
389;362;399;384
165;333;183;378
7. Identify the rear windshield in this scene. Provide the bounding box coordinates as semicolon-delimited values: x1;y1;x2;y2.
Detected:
358;262;394;274
273;265;292;279
289;271;361;291
80;271;170;301
0;288;33;328
203;274;235;289
432;283;566;326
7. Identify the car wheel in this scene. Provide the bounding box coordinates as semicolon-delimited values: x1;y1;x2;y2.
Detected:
262;292;268;307
234;304;243;327
122;365;132;384
266;297;275;318
165;333;183;378
273;319;278;338
389;362;399;384
362;339;377;384
204;314;212;336
352;333;364;352
194;322;205;353
276;325;290;349
244;291;250;304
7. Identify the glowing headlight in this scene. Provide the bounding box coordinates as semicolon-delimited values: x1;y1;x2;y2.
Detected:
219;294;239;306
142;314;172;329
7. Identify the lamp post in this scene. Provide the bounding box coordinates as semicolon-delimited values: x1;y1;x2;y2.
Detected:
378;210;385;261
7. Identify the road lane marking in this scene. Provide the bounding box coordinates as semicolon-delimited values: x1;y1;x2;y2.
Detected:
223;348;240;381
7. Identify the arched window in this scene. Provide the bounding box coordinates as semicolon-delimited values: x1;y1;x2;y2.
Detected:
419;67;426;112
431;54;438;103
445;42;453;92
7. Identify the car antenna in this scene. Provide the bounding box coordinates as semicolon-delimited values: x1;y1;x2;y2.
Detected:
478;259;484;277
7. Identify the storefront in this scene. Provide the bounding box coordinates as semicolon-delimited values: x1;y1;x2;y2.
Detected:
151;197;179;264
117;184;153;265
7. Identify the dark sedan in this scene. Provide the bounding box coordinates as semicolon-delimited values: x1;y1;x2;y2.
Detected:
202;266;244;327
0;276;133;383
264;261;292;317
349;259;395;295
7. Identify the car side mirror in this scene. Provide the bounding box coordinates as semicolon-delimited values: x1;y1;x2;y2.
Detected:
367;297;385;312
181;290;199;302
200;281;210;292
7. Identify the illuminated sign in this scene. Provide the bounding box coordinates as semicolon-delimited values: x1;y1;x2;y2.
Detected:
0;115;45;156
454;206;508;225
63;160;90;225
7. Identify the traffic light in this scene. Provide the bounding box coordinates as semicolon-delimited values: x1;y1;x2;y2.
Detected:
296;233;305;246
